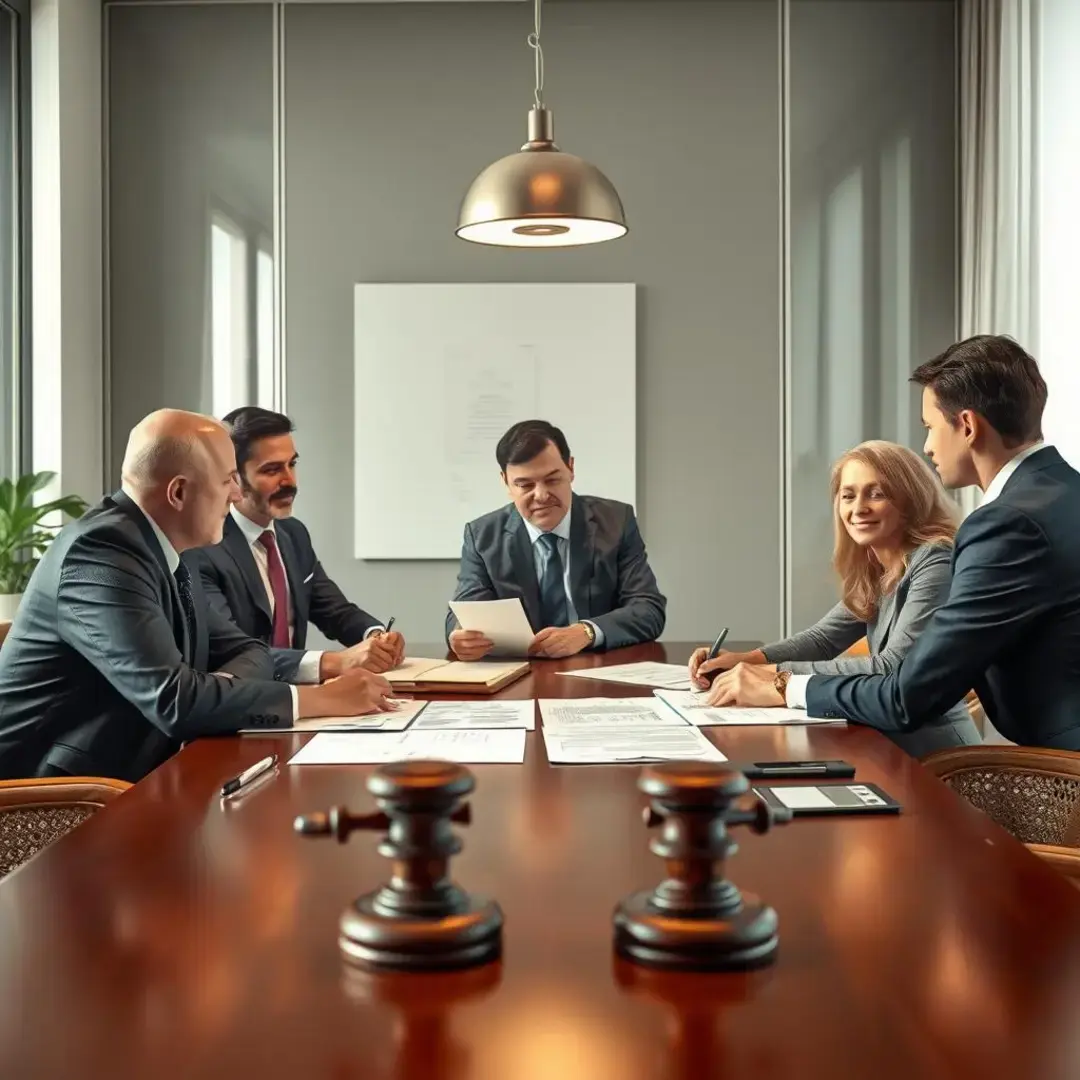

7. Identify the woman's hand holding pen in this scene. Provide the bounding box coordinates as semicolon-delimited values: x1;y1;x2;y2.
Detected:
689;647;769;689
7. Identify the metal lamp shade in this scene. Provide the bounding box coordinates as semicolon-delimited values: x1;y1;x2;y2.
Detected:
457;108;627;248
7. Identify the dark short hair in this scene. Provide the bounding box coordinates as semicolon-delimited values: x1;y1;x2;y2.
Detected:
495;420;571;472
911;334;1047;447
221;406;294;473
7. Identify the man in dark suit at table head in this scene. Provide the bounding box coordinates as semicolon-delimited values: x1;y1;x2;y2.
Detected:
446;419;666;661
186;407;405;684
712;334;1080;750
0;409;394;782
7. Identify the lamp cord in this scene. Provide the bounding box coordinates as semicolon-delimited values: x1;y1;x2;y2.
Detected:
528;0;545;109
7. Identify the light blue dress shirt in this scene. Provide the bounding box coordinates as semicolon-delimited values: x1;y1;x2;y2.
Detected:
522;507;604;647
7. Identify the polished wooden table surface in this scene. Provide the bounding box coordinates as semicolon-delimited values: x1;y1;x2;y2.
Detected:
3;643;1080;1080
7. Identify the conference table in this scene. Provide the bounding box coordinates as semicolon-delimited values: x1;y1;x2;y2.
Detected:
2;642;1080;1080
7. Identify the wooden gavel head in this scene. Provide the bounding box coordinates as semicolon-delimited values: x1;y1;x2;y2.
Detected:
613;761;791;971
294;761;502;972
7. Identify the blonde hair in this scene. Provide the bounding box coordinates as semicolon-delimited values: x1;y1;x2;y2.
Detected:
831;440;958;621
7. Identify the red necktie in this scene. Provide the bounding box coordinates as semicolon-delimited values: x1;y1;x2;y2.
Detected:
258;530;291;648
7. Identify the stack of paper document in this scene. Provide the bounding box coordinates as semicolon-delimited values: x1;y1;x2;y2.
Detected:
239;698;427;734
559;662;692;690
447;598;534;656
386;657;529;694
538;698;726;764
288;728;527;766
655;690;847;727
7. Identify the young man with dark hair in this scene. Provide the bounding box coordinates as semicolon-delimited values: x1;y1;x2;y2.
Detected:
186;407;405;684
709;334;1080;750
446;419;666;659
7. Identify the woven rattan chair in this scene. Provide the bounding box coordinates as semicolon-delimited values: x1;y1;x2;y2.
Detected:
0;777;131;877
922;746;1080;885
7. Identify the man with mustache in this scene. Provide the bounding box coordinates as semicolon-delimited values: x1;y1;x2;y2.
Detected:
187;407;405;682
446;420;666;660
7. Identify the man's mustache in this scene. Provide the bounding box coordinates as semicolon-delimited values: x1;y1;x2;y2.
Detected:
271;486;297;502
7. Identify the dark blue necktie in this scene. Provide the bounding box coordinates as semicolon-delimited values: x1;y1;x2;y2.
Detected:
174;564;197;661
537;532;569;628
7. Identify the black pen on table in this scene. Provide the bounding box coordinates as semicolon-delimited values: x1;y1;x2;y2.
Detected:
221;754;278;799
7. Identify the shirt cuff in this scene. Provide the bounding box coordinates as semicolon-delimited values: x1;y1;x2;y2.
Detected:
363;625;386;640
786;674;812;710
289;683;299;722
296;650;324;684
584;621;604;648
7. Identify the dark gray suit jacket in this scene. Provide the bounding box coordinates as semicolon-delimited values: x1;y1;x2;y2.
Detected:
0;492;292;783
806;447;1080;749
445;494;666;649
762;542;979;756
186;514;382;681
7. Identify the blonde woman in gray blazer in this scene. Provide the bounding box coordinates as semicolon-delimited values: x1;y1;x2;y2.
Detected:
691;441;981;756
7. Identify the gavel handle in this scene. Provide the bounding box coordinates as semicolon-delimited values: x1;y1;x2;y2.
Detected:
295;802;473;842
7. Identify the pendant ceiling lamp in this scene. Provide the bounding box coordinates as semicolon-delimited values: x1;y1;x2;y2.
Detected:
456;0;627;248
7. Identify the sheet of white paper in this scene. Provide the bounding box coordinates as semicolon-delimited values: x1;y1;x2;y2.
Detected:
771;786;838;810
240;698;427;734
448;598;535;656
410;700;536;730
543;725;727;764
288;728;526;766
654;690;846;727
386;657;449;683
539;698;689;731
560;662;692;690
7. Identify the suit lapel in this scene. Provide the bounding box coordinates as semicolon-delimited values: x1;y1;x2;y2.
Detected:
276;525;308;646
112;490;191;660
507;512;542;630
567;495;592;619
222;516;272;623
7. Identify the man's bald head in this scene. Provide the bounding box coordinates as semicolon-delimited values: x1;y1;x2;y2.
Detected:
121;409;241;551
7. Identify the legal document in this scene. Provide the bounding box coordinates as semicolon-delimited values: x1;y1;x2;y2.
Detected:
559;662;692;690
288;728;527;766
240;698;427;734
543;726;727;764
655;690;846;727
448;598;535;656
538;698;689;731
410;700;536;730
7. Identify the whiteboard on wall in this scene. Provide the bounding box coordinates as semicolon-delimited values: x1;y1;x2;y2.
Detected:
354;283;636;560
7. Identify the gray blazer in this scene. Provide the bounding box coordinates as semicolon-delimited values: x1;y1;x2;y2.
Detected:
445;494;666;650
762;542;980;756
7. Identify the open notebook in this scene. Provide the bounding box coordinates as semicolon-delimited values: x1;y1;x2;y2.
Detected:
386;657;530;695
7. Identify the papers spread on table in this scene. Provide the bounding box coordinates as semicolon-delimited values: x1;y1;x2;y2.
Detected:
410;699;535;730
288;728;527;766
543;726;727;764
537;697;726;764
448;598;534;656
539;697;688;730
239;698;427;734
559;661;692;690
654;689;846;727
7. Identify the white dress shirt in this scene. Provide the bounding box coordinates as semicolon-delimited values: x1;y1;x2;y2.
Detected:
784;441;1053;711
522;507;604;647
126;493;300;719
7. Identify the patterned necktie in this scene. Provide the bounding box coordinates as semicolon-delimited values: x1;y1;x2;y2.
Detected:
258;530;292;649
173;564;197;661
537;532;570;628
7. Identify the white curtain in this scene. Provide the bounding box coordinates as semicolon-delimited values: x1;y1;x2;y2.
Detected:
957;0;1039;515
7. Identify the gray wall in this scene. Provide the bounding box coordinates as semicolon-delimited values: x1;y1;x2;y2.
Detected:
107;4;274;477
788;0;957;630
284;0;781;647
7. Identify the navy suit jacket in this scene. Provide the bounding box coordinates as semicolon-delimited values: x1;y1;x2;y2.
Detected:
0;492;291;782
445;494;666;649
186;515;382;681
806;447;1080;749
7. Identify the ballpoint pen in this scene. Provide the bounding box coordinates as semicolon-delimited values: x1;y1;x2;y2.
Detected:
382;617;396;634
221;753;278;798
698;626;730;685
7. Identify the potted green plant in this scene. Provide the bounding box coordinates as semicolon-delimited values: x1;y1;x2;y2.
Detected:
0;471;88;621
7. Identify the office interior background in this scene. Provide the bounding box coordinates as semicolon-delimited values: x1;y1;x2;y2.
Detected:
3;0;1076;647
